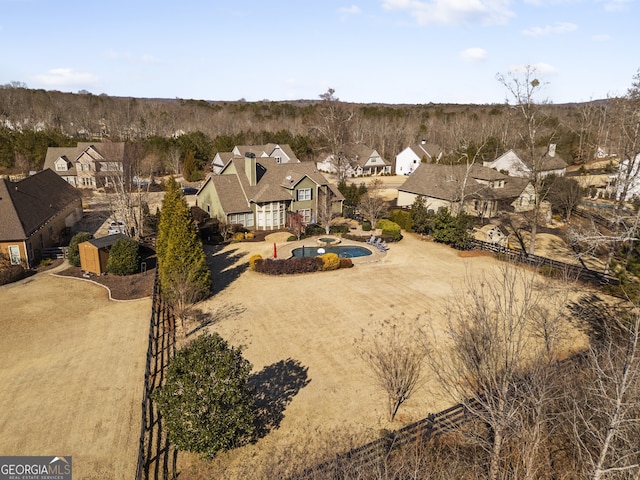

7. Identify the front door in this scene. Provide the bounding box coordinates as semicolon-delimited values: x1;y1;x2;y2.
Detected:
8;245;21;265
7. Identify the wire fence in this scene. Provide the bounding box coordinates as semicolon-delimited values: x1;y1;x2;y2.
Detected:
134;271;177;480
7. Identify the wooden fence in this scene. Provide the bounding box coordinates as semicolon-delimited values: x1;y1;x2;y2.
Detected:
469;239;618;286
294;402;476;480
134;272;177;480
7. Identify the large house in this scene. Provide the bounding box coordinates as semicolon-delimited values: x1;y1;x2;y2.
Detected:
397;163;535;219
483;144;567;179
316;144;391;178
197;153;344;230
395;141;442;176
43;142;129;188
212;143;299;174
0;169;83;267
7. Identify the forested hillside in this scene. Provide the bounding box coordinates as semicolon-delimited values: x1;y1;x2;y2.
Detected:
0;84;606;178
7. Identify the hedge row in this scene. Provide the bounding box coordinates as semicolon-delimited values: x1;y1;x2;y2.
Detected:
250;254;353;275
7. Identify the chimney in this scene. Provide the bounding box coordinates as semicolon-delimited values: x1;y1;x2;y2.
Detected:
548;144;556;157
245;152;257;186
421;139;426;145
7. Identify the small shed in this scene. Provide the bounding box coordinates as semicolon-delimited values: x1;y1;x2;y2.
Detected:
79;233;127;275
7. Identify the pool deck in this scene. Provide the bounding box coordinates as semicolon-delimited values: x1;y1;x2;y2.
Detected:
271;234;388;264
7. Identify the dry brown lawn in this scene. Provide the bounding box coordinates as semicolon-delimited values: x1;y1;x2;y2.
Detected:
177;232;589;479
0;267;151;479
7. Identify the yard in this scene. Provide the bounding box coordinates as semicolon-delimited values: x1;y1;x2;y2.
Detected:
177;232;589;479
0;266;151;479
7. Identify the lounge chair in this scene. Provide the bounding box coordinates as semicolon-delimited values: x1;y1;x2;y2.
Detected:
367;235;376;245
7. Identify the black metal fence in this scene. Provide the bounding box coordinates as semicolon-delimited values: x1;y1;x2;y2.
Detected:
134;272;177;480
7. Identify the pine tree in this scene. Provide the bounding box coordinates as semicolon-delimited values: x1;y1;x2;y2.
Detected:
156;176;181;264
158;179;211;323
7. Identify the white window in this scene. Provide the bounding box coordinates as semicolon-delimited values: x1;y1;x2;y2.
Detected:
297;188;311;201
299;209;311;223
8;245;21;265
275;156;281;164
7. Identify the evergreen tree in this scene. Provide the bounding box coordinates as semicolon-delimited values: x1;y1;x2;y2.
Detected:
153;332;255;457
67;232;94;267
158;179;211;322
156;176;181;264
410;195;432;234
106;237;140;275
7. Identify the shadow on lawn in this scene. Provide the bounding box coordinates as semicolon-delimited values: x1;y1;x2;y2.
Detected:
250;358;311;438
205;246;249;295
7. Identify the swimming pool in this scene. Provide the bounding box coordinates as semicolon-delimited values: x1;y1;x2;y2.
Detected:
291;245;373;259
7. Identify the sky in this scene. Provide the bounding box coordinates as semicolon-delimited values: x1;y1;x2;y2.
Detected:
1;0;638;105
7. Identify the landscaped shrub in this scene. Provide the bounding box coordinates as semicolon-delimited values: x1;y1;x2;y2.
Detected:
362;221;372;231
388;210;413;232
232;232;245;241
249;254;263;271
305;224;325;236
318;253;340;271
329;223;350;234
339;258;354;269
0;264;26;286
376;219;403;242
106;237;140;275
254;257;321;275
68;232;94;267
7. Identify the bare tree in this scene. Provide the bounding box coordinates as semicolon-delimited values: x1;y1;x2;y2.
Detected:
316;187;338;234
425;263;573;480
357;318;425;422
358;179;388;229
288;211;304;240
570;305;640;480
312;88;354;182
497;66;555;255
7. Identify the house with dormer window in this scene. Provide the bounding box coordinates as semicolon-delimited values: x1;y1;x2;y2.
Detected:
197;153;343;230
43;142;129;189
316;144;391;178
212;143;300;174
397;163;534;218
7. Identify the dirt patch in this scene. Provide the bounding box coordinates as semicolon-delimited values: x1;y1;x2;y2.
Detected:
55;266;155;300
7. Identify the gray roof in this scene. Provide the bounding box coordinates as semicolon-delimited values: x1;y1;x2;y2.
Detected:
0;169;82;241
410;143;441;159
342;144;390;168
206;158;343;212
86;233;128;249
398;163;528;202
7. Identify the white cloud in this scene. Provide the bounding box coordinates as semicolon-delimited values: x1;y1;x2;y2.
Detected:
592;33;611;41
381;0;514;26
33;68;99;87
141;54;161;64
339;5;362;14
105;49;133;60
522;21;577;37
600;0;633;11
460;47;488;62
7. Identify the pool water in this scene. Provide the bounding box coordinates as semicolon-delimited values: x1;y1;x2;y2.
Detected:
292;245;373;259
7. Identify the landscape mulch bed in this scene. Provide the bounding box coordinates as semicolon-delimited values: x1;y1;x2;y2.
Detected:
56;266;156;300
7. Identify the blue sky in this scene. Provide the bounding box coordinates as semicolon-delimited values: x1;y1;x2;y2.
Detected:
1;0;637;104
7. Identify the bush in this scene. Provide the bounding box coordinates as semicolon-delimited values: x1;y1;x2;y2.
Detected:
68;232;94;267
362;221;372;231
305;224;325;236
249;254;263;271
388;210;413;232
376;219;403;242
232;232;245;241
0;264;27;286
255;257;321;275
318;253;340;271
153;332;255;457
329;223;350;234
339;258;354;269
106;237;140;275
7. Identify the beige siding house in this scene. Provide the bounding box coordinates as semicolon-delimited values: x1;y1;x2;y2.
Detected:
43;142;129;189
397;163;534;218
0;169;83;267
